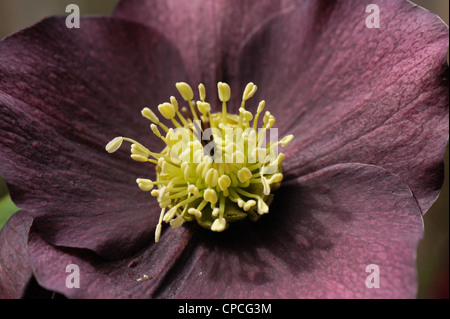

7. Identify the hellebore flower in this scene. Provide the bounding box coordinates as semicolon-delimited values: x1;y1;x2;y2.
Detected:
0;0;448;299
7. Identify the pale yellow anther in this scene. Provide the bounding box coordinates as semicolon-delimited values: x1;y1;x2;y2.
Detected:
277;153;286;164
163;206;177;223
217;82;231;102
196;161;206;177
261;177;271;196
257;199;269;215
211;169;219;187
150;124;162;138
201;159;213;179
131;154;149;162
193;148;203;163
178;148;190;163
142;107;160;123
243;110;253;122
151;189;160;197
268;173;283;184
170;96;179;112
237;167;253;183
242;82;257;101
131;144;151;157
280;134;294;147
170;215;185;228
198;83;206;102
204;188;218;205
253;101;266;130
176;82;194;101
165;128;176;147
105;137;123;153
264;115;276;129
212;208;220;218
211;217;227;232
136;178;154;191
170;96;189;126
257;100;266;113
183;164;191;179
218;175;231;191
205;168;219;188
263;111;271;125
197;101;211;115
188;184;200;197
155;224;162;242
157;186;167;201
158;102;176;120
188;208;202;219
243;200;256;212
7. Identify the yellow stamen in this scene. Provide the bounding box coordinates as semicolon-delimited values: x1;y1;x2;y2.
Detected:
175;82;194;101
253;101;265;130
142;107;169;132
105;137;123;153
136;178;154;191
198;83;206;102
237;167;253;183
106;82;293;242
218;82;230;125
242;82;257;102
170;96;189;126
211;217;227;232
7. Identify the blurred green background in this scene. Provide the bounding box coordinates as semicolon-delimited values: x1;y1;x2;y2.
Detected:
0;0;448;299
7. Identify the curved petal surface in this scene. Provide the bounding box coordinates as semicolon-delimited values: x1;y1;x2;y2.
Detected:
27;222;193;298
238;0;449;213
0;211;34;298
0;17;186;259
114;0;302;90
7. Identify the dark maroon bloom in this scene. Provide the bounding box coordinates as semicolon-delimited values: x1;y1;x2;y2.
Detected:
0;0;448;299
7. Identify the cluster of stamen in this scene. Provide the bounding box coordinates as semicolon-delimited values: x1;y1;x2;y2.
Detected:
106;82;293;242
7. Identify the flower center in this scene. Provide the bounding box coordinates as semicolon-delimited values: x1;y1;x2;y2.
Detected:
106;82;293;242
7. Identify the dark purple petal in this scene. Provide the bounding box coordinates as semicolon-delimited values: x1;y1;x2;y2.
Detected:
0;211;34;298
27;163;423;298
156;163;424;299
0;17;186;259
27;221;193;298
238;0;449;214
114;0;301;89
